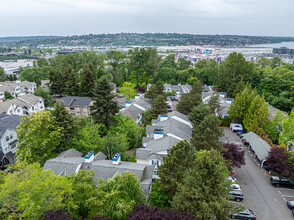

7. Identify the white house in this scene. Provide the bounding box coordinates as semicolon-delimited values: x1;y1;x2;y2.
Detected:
0;94;45;115
0;81;37;100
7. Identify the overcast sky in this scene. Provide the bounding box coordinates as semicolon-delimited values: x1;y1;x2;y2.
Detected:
1;0;293;37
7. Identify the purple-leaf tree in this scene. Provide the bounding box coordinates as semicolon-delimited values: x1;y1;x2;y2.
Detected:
42;210;73;220
136;86;146;93
127;203;199;220
221;142;245;168
266;147;293;176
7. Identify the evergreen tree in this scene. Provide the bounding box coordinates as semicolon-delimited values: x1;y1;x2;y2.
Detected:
188;104;211;128
228;86;258;123
176;92;202;115
49;68;64;95
191;114;223;151
207;91;220;113
191;80;203;94
266;111;285;144
279;109;294;147
144;83;165;100
90;76;120;127
51;102;78;153
0;67;6;82
243;95;268;134
159;140;195;197
64;65;79;96
150;95;168;119
80;62;96;97
172;150;230;219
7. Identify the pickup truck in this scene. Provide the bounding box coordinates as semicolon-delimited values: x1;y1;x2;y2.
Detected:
270;176;294;188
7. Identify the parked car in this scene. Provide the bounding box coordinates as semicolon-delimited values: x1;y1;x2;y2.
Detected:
241;137;249;145
231;209;256;219
236;131;244;136
229;190;244;202
270;176;294;188
287;200;294;209
231;184;242;191
230;123;243;132
227;176;237;183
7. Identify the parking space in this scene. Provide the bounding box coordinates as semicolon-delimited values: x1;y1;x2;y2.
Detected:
221;127;293;220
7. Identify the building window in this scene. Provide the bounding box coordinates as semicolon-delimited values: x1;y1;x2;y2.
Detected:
6;136;9;141
32;106;34;111
157;161;159;165
154;171;157;175
152;160;154;165
9;134;13;139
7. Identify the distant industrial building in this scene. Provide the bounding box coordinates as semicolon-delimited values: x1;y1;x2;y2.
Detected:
273;47;294;55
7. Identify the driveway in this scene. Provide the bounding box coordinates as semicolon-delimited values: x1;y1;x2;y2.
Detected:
222;127;293;220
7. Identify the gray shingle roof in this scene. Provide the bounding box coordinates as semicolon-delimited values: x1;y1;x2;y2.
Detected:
0;114;21;137
136;148;153;160
133;97;152;110
145;136;180;152
57;148;83;158
121;105;144;121
58;96;92;107
243;132;271;161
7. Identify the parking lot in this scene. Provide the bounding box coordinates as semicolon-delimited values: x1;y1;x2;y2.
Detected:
222;127;294;220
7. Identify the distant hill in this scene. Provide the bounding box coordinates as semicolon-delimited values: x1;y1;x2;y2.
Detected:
1;33;294;47
0;36;63;43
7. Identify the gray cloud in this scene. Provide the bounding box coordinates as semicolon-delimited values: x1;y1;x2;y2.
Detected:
0;0;293;36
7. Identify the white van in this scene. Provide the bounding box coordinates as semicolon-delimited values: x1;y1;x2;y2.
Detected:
230;123;243;132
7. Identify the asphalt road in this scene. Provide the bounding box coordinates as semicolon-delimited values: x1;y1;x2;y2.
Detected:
222;128;294;220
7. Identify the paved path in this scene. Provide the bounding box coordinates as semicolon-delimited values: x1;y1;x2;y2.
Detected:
222;127;293;220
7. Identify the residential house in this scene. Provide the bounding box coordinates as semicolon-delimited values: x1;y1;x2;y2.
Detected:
43;149;154;195
0;94;45;115
202;86;234;118
40;80;50;91
136;111;192;179
0;81;37;100
120;95;152;124
147;83;192;97
58;96;93;117
0;114;21;168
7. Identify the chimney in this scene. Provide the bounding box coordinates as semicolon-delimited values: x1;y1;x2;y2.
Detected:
84;150;94;163
135;94;140;99
125;101;132;107
112;152;121;165
160;114;168;121
154;129;164;140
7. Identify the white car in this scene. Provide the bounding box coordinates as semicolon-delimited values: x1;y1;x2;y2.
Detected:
227;176;237;183
231;183;241;191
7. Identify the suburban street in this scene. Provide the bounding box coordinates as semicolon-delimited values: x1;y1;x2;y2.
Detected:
222;128;294;220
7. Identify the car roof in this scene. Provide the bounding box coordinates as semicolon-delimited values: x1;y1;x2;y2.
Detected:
271;176;280;180
230;190;243;195
239;209;254;215
288;201;294;205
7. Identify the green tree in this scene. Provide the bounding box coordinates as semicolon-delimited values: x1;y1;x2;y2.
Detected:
271;56;282;68
49;68;64;95
64;65;79;96
177;58;191;70
208;91;220;113
176;92;202;115
51;102;78;153
70;170;101;219
0;67;6;82
73;121;104;153
243;95;268;133
118;82;136;100
99;132;129;160
191;114;223;151
110;114;144;148
188;104;211;128
80;62;96;97
279;110;294;147
96;171;145;219
172;150;230;219
0;163;74;220
217;52;258;97
195;59;219;85
37;58;49;67
159;140;195;197
150;95;168;120
91;76;120;127
257;57;272;68
191;80;203;95
16;111;63;165
34;87;53;107
228;86;258;123
148;180;172;208
144;83;165;100
266;111;286;143
4;91;13;100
